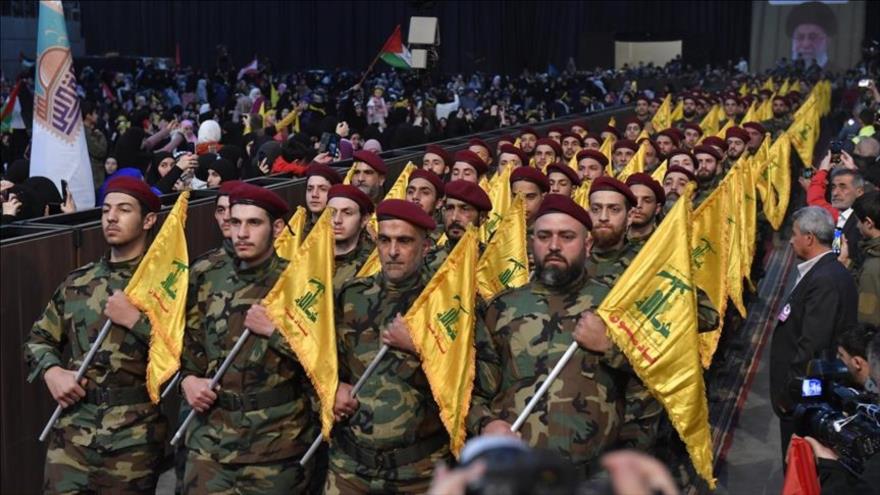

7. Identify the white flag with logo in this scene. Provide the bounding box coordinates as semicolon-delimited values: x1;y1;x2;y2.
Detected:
30;0;95;210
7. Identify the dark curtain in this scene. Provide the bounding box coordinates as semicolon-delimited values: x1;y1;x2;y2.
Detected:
80;0;755;74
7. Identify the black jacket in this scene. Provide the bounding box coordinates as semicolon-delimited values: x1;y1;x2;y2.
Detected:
769;252;858;416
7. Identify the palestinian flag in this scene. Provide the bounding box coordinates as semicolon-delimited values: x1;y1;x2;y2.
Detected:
379;25;412;69
1;81;22;133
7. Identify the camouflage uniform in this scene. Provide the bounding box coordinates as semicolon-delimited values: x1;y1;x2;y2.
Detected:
328;270;497;493
693;175;723;210
24;255;167;494
180;252;319;494
761;115;793;140
333;235;374;291
479;270;623;476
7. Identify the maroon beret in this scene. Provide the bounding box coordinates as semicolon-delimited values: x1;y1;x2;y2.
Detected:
638;137;660;154
665;165;697;183
104;176;161;212
546;163;582;187
535;194;592;230
560;132;584;145
742;122;767;135
613;139;639;153
376;198;436;231
548;127;566;136
444;180;492;212
468;138;493;158
306;163;343;185
772;94;790;105
589;176;637;207
623;116;643;128
786;90;801;101
217;180;245;197
667;148;696;164
682;93;698;102
454;149;489;175
519;126;539;138
759;88;773;97
602;126;622;139
701;136;729;152
229;182;289;218
510;167;550;193
693;144;723;162
725;126;750;143
499;144;529;166
682;123;704;136
353;150;387;174
328;184;374;215
424;144;453;167
626;173;665;205
666;127;685;143
408;169;444;196
535;137;563;158
723;94;742;105
656;129;680;146
576;149;609;167
570;121;589;132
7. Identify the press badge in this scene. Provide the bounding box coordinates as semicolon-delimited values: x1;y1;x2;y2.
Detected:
778;303;791;322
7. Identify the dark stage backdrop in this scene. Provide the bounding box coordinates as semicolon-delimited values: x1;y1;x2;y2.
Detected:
80;0;756;74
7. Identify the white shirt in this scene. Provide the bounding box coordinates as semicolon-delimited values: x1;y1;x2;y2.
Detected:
794;250;833;288
836;208;852;229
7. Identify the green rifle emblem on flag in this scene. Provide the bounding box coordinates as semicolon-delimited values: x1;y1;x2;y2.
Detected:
295;278;326;323
498;257;526;287
691;237;715;270
160;259;188;300
436;294;469;341
635;270;692;338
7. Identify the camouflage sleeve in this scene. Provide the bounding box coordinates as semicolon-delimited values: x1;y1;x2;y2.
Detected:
617;375;663;451
696;288;720;333
267;330;298;361
467;314;502;435
24;283;67;383
127;313;152;344
180;278;207;379
334;288;354;384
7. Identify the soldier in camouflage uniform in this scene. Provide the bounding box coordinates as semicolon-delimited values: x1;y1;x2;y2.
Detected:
692;145;725;209
303;164;343;238
760;95;794;140
24;178;166;494
425;180;491;273
179;183;319;494
672;94;700;131
476;194;624;477
328;199;497;493
405;169;446;244
327;184;375;290
587;178;719;452
625;173;664;247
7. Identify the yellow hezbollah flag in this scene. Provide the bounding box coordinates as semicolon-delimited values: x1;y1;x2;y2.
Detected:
600;135;615;175
790;79;802;95
699;104;722;136
739;154;760;287
756;95;774;121
567;151;578;173
608;116;616;128
355;248;380;278
617;139;648;182
404;226;479;457
572;178;592;210
262;208;338;439
481;165;513;242
725;162;747;317
479;175;491;193
650;94;672;132
670;98;684;122
274;206;307;261
715;118;734;139
752;134;772;218
779;78;791;95
513;137;521;149
788;98;819;166
762;133;792;230
596;185;715;488
651;159;668;183
367;162;416;235
741;100;759;125
476;196;529;300
762;76;775;92
342;163;357;185
692;179;731;368
738;82;749;97
126;191;190;403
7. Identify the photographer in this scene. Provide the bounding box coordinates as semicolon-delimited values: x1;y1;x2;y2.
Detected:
798;331;880;494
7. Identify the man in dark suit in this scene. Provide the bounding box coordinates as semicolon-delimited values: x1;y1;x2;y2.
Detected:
770;206;859;461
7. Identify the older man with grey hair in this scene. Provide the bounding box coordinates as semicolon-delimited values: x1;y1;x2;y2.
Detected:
769;206;859;461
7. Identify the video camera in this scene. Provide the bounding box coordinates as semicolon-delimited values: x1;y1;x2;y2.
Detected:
790;359;880;473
